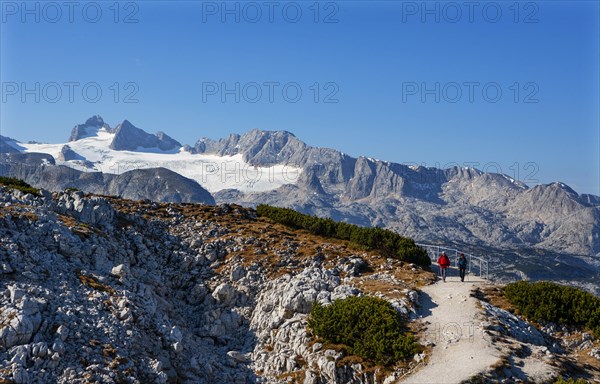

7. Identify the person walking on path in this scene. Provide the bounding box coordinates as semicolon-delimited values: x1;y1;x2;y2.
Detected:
437;251;451;282
458;253;468;282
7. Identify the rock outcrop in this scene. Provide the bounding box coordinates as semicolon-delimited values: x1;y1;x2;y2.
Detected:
110;120;181;152
1;186;598;383
56;145;83;162
0;187;422;383
0;136;21;154
0;155;215;205
68;115;111;142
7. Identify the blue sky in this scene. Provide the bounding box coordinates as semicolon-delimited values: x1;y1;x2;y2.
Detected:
1;0;599;195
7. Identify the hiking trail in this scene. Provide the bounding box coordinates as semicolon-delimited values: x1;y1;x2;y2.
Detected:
399;275;500;384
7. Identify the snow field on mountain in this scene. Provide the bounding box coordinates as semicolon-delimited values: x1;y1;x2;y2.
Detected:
20;128;302;193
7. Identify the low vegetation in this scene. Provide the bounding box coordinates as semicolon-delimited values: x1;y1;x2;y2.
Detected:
77;270;116;295
554;378;588;384
308;296;419;365
504;281;600;338
0;176;40;196
256;204;430;266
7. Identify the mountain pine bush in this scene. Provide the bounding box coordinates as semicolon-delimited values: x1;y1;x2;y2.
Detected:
256;204;430;266
554;378;588;384
308;296;419;365
0;177;40;196
504;281;600;338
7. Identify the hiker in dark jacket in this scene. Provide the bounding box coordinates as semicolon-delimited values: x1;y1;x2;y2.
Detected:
437;251;450;282
458;253;468;282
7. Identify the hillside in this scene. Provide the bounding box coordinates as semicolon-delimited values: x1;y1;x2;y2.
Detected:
1;184;599;383
1;116;599;292
0;184;433;383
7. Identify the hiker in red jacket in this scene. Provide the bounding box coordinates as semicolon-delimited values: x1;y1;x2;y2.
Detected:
437;251;451;282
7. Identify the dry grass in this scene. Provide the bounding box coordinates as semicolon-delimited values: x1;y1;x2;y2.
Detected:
275;370;305;383
57;214;100;238
478;285;516;314
352;267;435;300
0;310;17;330
102;344;117;358
353;279;407;299
488;352;513;375
105;197;435;283
295;354;307;368
337;354;365;367
108;356;128;369
0;204;39;222
78;271;116;295
553;335;600;379
477;284;600;381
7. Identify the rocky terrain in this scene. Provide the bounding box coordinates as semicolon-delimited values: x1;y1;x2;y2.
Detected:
1;185;599;383
1;116;599;291
0;185;432;383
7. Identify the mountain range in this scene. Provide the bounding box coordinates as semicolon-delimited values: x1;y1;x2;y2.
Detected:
1;116;599;290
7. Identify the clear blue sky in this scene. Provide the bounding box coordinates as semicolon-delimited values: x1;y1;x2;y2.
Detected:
1;0;599;195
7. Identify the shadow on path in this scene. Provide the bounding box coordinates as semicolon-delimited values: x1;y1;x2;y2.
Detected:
415;290;437;318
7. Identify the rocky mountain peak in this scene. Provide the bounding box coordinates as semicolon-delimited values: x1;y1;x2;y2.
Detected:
84;115;105;127
68;115;110;142
192;129;304;166
110;120;182;152
237;129;304;165
548;181;578;195
0;136;22;154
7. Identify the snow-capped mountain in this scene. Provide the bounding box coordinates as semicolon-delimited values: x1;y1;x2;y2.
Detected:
4;117;301;194
1;116;599;287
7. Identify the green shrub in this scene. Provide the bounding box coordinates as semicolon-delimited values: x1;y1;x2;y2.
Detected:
504;281;600;339
554;378;588;384
256;204;430;266
308;296;419;365
0;176;40;196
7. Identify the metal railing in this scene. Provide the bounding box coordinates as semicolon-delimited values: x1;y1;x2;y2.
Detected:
416;243;489;280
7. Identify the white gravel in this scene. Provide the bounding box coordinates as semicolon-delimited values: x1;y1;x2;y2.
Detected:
400;275;500;384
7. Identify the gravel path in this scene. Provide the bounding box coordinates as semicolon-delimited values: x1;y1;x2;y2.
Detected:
400;274;500;384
